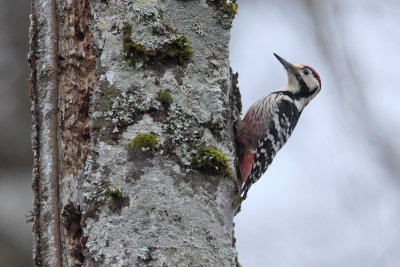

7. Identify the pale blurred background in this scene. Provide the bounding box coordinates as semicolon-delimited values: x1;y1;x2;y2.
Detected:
1;0;400;266
0;0;33;266
231;0;400;266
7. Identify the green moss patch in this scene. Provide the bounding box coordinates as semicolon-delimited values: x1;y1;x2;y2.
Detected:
122;23;194;67
130;133;159;153
157;90;172;107
192;147;231;176
107;186;123;199
106;186;130;214
206;0;238;19
220;1;238;18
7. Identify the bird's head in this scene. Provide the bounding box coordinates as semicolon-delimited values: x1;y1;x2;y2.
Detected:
274;53;321;110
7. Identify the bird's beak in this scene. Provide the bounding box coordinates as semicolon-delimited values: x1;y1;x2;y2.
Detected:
274;53;297;74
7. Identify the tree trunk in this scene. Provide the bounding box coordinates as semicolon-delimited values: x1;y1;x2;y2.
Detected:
29;0;241;266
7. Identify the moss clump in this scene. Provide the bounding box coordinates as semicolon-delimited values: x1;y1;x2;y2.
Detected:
121;23;194;67
156;35;194;66
106;186;130;214
107;186;123;199
192;147;231;176
206;0;238;19
122;23;148;62
123;42;148;62
220;2;238;18
157;90;172;107
130;133;159;152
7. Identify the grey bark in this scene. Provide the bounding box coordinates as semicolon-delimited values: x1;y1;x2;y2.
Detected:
29;0;241;266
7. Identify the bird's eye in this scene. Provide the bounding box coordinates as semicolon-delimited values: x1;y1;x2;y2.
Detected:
303;69;310;75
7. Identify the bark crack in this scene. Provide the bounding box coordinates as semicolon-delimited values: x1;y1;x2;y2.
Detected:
50;0;62;265
57;0;96;265
58;0;95;177
28;1;41;265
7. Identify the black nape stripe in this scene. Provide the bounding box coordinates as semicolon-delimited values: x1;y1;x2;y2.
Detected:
292;76;312;99
276;72;317;100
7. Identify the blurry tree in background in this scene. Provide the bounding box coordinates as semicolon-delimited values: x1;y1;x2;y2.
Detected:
0;1;31;167
0;1;33;266
302;0;400;179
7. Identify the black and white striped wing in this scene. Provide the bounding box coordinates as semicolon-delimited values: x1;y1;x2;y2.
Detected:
241;95;301;198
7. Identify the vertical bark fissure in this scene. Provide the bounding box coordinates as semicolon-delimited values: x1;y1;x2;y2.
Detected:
28;0;41;265
57;0;95;265
58;0;95;178
49;1;62;266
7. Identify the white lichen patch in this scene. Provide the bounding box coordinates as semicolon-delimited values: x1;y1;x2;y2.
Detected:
97;81;163;134
105;70;116;85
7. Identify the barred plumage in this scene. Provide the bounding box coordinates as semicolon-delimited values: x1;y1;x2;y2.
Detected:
237;54;321;199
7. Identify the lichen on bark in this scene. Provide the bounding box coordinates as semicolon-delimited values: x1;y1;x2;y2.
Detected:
121;22;194;67
84;0;241;265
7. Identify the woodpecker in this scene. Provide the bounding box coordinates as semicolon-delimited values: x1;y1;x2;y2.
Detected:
237;53;321;199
